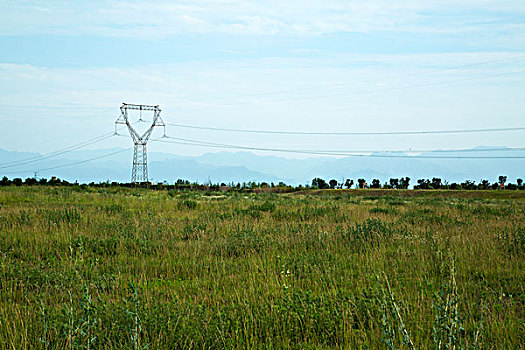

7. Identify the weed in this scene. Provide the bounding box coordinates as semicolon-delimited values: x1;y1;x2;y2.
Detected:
215;229;264;257
496;225;525;256
248;201;276;212
341;218;395;251
178;199;198;210
104;203;124;214
125;283;147;350
78;285;99;349
45;208;82;225
59;285;98;349
182;219;207;240
370;207;397;215
38;297;50;347
380;273;415;350
432;261;465;350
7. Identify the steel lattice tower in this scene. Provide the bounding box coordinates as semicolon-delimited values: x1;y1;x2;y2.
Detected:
115;103;165;183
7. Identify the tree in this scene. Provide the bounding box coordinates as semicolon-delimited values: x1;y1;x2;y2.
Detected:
506;183;518;190
518;178;523;189
344;179;354;189
329;179;338;189
357;178;366;189
498;175;507;189
0;176;9;186
431;178;442;189
415;179;431;190
312;178;329;189
399;177;410;189
389;178;399;189
12;178;23;186
24;177;38;186
479;180;490;190
461;180;476;190
371;179;381;188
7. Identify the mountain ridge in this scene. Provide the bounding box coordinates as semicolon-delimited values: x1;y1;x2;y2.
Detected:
0;147;523;184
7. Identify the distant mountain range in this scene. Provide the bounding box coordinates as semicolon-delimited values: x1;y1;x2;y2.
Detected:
0;146;523;185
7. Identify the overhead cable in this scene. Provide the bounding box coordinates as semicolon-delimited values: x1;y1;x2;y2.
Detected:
2;148;131;175
165;123;525;136
0;122;136;169
155;136;525;159
0;132;115;170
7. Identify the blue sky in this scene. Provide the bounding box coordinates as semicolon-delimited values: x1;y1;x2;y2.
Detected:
1;0;524;157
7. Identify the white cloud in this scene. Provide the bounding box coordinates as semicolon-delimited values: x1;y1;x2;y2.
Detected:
1;0;524;38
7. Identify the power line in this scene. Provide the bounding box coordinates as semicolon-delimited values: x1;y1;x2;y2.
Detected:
0;132;116;169
160;137;524;153
156;136;525;159
3;132;522;178
165;123;525;136
1;148;131;176
0;121;137;170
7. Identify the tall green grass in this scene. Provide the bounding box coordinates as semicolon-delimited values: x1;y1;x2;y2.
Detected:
0;186;523;348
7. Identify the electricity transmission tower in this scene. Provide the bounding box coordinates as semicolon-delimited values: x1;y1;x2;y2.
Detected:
115;103;165;183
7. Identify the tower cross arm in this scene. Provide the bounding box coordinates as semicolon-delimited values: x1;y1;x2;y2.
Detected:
121;103;160;112
142;111;166;142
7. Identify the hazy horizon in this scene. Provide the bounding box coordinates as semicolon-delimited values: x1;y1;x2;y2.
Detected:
1;145;523;186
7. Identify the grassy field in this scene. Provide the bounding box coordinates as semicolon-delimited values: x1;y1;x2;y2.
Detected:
0;186;523;349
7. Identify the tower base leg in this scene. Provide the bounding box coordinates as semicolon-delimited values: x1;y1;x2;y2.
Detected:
132;143;148;183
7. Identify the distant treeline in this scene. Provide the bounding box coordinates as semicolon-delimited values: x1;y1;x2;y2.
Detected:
311;175;524;190
1;175;523;191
